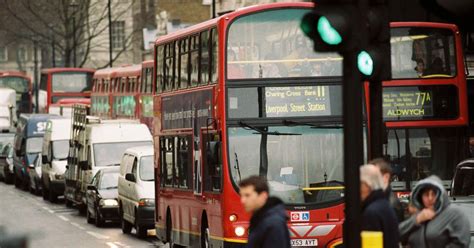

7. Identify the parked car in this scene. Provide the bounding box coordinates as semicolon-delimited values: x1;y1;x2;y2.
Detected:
86;166;120;227
450;158;474;236
118;146;154;238
0;143;14;184
0;132;15;152
41;118;71;202
28;154;42;195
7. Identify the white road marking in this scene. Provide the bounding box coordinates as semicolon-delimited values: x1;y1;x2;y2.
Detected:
106;242;120;248
86;231;109;240
58;215;69;222
70;222;86;230
41;206;55;214
113;242;129;247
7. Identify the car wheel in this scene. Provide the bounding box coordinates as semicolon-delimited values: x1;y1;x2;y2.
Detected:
135;211;147;238
4;171;13;184
14;173;20;188
95;207;104;227
65;198;73;208
42;182;48;200
86;207;94;224
48;187;57;203
121;210;132;234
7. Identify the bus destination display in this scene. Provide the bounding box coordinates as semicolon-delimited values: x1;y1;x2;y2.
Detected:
265;86;331;117
383;87;433;120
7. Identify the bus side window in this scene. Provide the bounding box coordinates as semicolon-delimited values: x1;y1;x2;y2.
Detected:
156;46;164;93
210;28;218;84
161;137;176;187
190;35;200;87
200;30;210;85
203;132;222;192
177;136;192;189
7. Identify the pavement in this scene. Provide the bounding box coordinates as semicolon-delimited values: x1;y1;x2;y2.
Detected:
0;182;166;248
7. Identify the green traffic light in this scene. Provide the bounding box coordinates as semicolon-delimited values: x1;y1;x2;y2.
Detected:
317;16;342;45
357;50;374;76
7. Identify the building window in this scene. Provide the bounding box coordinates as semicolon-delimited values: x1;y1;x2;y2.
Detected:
17;46;28;62
0;47;7;62
111;21;125;49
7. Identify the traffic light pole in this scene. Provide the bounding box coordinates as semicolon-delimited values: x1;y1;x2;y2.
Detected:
342;50;364;248
369;81;384;159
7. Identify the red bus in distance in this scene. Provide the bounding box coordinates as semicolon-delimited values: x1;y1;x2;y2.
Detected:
379;22;469;195
153;2;344;248
0;71;32;114
38;68;95;113
91;61;155;131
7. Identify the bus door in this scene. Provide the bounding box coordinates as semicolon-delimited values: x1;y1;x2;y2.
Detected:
193;115;203;196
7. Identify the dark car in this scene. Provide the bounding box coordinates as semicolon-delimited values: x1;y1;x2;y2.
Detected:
86;167;120;227
0;143;14;184
12;114;59;190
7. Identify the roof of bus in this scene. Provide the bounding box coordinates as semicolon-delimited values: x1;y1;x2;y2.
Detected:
114;64;141;77
41;68;96;74
154;2;313;45
142;60;154;68
0;71;31;80
93;67;119;79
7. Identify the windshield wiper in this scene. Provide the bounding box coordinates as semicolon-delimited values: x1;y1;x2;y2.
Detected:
282;120;343;129
238;121;301;136
234;152;242;182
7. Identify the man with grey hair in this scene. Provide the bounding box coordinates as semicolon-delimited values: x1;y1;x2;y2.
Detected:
360;164;399;248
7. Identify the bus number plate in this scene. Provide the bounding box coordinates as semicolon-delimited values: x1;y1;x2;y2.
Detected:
291;239;318;247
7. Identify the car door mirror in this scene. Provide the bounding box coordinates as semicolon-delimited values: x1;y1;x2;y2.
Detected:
125;173;136;182
42;155;49;164
87;184;97;191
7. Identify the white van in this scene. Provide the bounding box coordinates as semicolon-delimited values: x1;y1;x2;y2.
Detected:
118;146;154;238
0;88;17;131
41;118;71;202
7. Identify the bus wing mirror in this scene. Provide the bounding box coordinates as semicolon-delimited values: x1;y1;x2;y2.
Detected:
207;141;221;165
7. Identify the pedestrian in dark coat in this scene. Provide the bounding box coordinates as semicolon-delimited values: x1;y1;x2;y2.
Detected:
399;175;470;247
239;176;291;248
370;158;405;222
360;164;400;248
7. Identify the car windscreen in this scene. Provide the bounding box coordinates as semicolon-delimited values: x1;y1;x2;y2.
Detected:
139;155;154;181
52;140;69;160
93;141;152;167
99;171;119;190
26;137;44;153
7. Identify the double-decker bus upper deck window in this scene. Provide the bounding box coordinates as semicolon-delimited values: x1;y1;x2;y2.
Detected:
146;68;153;93
164;43;175;92
190;35;200;87
179;38;190;89
227;9;342;79
0;76;29;93
156;45;164;93
390;27;456;79
200;30;210;85
51;72;92;93
211;28;218;83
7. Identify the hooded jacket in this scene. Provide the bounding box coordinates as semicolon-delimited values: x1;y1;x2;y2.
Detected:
247;197;291;248
399;176;471;248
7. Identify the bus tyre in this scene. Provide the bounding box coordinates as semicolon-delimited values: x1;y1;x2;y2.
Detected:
166;212;174;247
201;225;210;248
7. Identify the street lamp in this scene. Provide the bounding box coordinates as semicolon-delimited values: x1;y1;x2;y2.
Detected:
69;0;79;67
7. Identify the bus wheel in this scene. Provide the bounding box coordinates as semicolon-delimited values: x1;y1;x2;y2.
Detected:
166;210;174;247
201;219;210;248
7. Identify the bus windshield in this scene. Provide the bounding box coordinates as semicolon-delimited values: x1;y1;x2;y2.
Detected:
93;141;152;167
228;125;344;205
227;8;342;79
52;72;92;93
391;27;456;79
384;128;468;186
0;77;29;93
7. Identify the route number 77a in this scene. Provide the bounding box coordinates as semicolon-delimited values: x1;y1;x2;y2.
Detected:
416;92;431;106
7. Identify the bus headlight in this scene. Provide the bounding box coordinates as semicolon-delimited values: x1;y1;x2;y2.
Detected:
100;199;118;207
229;214;238;222
234;226;245;237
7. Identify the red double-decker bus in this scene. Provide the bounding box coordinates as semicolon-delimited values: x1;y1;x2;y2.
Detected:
153;2;344;247
91;60;155;130
39;68;95;113
378;22;470;198
0;71;32;114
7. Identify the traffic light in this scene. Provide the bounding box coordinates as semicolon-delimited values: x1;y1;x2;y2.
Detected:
357;3;391;81
301;3;361;53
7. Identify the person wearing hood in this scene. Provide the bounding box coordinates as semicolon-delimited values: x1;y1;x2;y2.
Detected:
239;176;290;248
360;164;400;248
399;175;470;247
369;157;404;222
